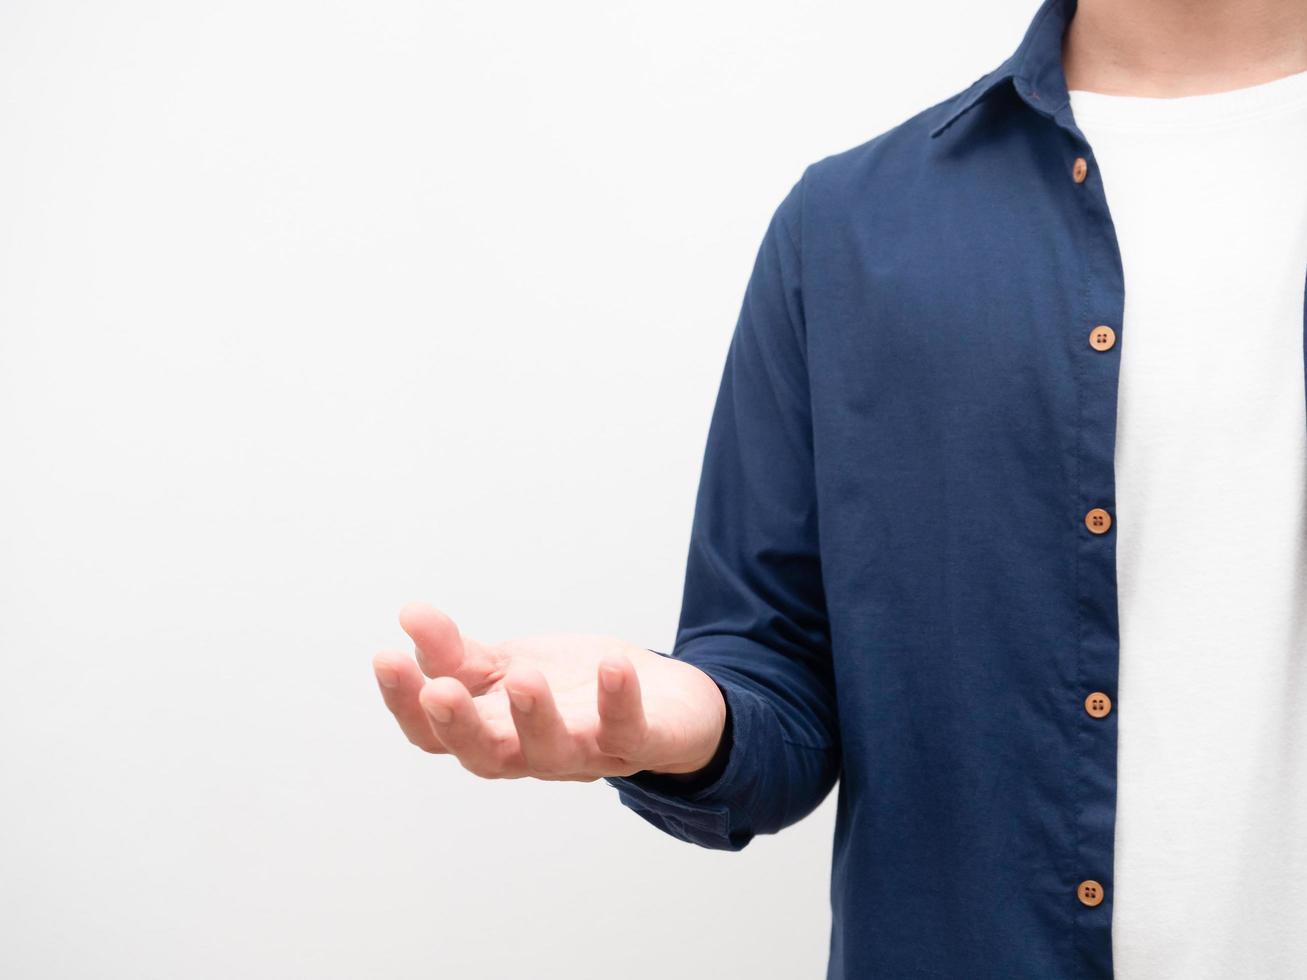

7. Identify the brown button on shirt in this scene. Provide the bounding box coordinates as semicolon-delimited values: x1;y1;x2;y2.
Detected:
1089;325;1116;351
1085;508;1112;534
1085;692;1112;718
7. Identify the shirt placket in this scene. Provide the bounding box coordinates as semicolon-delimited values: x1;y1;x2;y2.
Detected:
1016;80;1128;978
1063;101;1126;979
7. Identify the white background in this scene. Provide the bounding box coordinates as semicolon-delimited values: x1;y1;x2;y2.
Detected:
0;2;1033;977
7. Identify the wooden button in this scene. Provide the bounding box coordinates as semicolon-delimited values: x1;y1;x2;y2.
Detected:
1078;880;1105;907
1084;692;1112;718
1089;325;1116;351
1085;508;1112;534
1072;156;1088;183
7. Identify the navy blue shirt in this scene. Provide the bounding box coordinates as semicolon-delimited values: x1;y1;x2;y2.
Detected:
598;0;1267;976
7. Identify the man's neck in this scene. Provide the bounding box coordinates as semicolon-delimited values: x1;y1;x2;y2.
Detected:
1063;0;1307;97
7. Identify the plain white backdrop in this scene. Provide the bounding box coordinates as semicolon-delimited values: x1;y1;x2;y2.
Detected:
1;2;1035;977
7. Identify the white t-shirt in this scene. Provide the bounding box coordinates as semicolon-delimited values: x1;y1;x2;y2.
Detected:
1068;70;1307;979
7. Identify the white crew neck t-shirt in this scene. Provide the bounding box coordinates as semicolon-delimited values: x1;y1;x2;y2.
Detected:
1068;71;1307;979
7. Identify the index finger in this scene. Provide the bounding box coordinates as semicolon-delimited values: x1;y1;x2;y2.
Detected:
594;654;649;761
398;602;503;693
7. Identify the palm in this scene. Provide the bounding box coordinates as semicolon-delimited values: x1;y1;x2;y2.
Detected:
476;634;683;730
372;607;725;783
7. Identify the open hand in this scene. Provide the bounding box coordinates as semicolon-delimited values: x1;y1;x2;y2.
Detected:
372;603;726;782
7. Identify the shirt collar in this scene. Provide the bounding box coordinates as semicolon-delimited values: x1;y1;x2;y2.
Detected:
930;0;1079;139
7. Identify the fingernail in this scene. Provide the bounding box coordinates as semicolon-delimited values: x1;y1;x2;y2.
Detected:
599;665;623;694
425;702;453;724
507;687;535;714
375;665;400;689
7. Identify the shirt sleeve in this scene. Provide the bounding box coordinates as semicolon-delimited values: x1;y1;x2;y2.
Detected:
604;172;840;851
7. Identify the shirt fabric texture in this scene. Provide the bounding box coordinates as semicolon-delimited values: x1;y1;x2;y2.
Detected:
1067;74;1307;979
604;0;1307;975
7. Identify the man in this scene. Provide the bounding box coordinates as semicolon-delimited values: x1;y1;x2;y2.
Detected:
371;0;1307;975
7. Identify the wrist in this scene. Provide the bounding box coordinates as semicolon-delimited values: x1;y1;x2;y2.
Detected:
642;678;733;790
